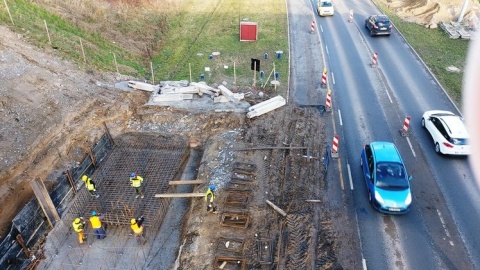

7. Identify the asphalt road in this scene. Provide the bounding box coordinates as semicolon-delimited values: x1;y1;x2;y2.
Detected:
289;0;479;269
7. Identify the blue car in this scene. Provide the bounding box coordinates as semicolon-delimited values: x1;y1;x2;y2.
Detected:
360;142;412;214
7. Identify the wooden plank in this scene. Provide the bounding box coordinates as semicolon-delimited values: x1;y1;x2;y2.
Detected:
30;178;60;228
265;200;287;217
154;193;205;198
168;180;205;185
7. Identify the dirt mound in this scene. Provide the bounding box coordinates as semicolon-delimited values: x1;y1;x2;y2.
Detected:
383;0;480;29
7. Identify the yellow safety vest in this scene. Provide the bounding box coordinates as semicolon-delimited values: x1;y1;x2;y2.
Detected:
131;223;143;234
204;189;214;202
90;216;102;229
72;220;84;232
85;179;95;191
130;176;144;188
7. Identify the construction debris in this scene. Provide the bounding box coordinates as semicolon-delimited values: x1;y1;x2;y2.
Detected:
265;199;287;217
247;95;286;118
127;81;160;92
439;22;472;39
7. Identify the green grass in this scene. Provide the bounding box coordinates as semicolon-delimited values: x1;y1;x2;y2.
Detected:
0;0;465;102
376;2;469;108
0;0;289;93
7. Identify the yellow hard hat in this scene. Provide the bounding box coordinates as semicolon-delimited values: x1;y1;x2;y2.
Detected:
74;218;81;223
130;219;136;225
82;175;88;181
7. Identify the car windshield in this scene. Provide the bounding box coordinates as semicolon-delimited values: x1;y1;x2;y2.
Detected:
375;162;409;190
321;2;332;7
376;19;390;27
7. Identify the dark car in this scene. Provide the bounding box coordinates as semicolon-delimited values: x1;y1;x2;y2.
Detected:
365;15;392;36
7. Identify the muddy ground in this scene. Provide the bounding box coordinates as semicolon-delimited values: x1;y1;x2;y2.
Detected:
0;23;358;268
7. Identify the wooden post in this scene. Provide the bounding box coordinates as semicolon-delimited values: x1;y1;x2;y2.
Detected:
88;146;97;168
262;67;275;88
16;234;30;257
252;61;257;87
30;178;60;228
189;63;192;83
4;0;14;25
150;61;155;85
113;53;119;74
66;170;77;194
44;20;51;46
266;199;287;216
233;62;236;85
80;38;86;62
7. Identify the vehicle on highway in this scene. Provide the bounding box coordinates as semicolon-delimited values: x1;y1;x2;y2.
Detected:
317;0;334;16
421;110;470;155
365;15;392;36
360;142;412;214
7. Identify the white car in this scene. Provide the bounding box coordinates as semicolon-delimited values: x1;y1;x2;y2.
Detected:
317;0;334;16
421;110;470;155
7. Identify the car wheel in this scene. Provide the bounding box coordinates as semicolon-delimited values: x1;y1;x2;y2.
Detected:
435;143;441;154
370;30;375;37
368;190;372;204
421;118;425;128
360;157;363;167
365;22;368;29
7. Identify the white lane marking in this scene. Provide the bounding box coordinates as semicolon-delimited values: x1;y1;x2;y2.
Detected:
437;209;453;242
338;109;343;126
385;88;393;103
320;24;324;33
406;137;416;157
347;163;353;190
326;45;329;55
362;257;367;270
331;72;335;85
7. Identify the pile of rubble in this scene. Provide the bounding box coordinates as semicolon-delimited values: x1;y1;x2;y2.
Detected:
127;80;286;118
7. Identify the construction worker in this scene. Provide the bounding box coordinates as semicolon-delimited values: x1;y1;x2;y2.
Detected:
82;175;99;198
204;185;218;213
72;217;86;244
129;173;144;198
130;216;145;237
89;211;106;239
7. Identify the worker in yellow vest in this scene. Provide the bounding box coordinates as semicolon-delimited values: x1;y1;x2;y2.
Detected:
82;175;99;198
72;217;86;244
89;211;106;239
130;216;145;237
129;173;144;198
204;185;218;213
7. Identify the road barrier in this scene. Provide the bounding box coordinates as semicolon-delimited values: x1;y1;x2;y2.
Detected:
371;52;378;67
310;21;315;33
400;116;411;136
331;135;339;158
349;10;354;23
321;68;327;88
325;89;332;111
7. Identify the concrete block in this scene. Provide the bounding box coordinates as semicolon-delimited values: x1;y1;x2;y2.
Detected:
213;96;230;103
248;95;284;112
152;94;194;102
247;96;286;118
127;81;159;92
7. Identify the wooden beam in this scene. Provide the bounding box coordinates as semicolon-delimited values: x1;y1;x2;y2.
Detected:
169;180;205;185
231;146;308;151
266;200;287;217
30;178;60;228
154;193;205;198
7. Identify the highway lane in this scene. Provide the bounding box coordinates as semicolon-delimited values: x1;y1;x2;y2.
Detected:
311;0;478;269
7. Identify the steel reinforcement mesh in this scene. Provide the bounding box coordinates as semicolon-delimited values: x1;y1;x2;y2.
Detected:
67;133;189;232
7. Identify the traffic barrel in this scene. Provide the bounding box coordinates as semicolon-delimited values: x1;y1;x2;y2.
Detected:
321;68;327;88
371;52;378;67
325;89;332;111
400;116;411;137
310;21;315;33
348;10;354;23
331;135;339;158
